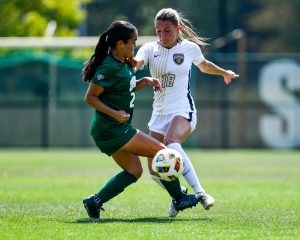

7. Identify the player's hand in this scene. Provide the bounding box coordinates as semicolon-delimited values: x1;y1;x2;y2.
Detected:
114;110;130;123
126;55;138;67
144;77;162;92
223;70;239;85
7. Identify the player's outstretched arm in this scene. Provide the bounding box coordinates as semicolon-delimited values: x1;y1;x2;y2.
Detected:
198;59;239;84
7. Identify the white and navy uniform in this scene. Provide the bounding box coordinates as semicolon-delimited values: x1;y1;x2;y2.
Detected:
136;39;205;134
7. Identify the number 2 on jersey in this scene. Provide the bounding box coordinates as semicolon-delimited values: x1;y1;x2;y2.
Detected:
130;92;135;108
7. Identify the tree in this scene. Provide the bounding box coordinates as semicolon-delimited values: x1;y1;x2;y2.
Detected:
247;0;300;52
84;0;174;36
0;0;89;37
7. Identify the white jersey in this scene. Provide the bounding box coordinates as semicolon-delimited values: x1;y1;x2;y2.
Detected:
136;39;205;115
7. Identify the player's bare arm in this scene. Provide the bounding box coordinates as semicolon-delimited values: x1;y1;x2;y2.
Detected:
84;82;130;123
198;59;239;84
136;77;162;92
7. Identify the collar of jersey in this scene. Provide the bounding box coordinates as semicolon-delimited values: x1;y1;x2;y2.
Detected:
109;52;125;64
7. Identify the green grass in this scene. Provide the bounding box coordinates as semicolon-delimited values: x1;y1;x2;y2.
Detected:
1;149;300;240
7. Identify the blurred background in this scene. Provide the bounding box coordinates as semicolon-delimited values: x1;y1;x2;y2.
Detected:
0;0;299;149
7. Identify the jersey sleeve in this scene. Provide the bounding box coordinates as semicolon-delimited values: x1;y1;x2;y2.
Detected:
191;43;205;66
135;43;150;70
91;62;115;88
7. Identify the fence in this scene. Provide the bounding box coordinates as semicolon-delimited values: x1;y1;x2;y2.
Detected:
0;37;299;149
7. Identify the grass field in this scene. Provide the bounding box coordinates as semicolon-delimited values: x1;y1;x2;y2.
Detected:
1;149;300;240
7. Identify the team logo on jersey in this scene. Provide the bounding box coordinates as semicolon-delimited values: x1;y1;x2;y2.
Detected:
96;74;105;81
173;53;184;65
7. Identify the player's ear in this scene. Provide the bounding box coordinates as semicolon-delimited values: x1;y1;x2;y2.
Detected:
116;40;124;49
176;25;181;32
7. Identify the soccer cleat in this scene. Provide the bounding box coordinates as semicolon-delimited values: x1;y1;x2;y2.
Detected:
172;191;201;213
82;195;104;219
196;192;215;210
169;186;188;217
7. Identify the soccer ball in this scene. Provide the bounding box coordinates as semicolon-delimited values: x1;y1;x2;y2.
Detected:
152;148;184;181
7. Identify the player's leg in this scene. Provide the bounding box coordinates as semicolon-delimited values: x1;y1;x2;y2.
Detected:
146;115;191;200
147;131;165;188
164;115;204;193
83;129;160;219
120;130;183;201
82;129;197;219
121;130;201;211
146;114;173;188
96;152;141;203
118;127;184;197
119;130;165;158
146;131;189;193
165;115;215;211
83;151;141;219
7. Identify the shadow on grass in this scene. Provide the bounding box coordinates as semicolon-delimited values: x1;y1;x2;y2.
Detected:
72;217;213;224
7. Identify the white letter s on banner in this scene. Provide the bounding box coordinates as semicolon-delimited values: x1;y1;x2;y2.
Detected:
259;59;300;148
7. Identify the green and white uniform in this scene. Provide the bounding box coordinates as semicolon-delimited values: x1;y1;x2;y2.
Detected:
90;54;137;156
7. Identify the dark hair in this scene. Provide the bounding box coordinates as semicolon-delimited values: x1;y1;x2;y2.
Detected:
82;21;137;82
155;8;207;46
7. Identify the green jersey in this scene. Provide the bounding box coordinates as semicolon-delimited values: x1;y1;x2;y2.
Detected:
92;54;136;125
90;54;138;156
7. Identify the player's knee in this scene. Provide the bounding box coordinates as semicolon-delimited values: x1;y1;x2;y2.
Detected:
129;166;143;179
135;167;143;179
163;138;177;146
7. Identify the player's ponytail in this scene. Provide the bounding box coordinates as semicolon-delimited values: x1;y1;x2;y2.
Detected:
155;8;208;47
82;21;137;82
178;16;208;46
82;31;109;82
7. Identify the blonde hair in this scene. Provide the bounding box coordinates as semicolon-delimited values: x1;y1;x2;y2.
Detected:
155;8;208;46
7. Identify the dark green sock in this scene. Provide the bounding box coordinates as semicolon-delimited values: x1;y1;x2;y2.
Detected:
95;171;137;204
160;178;183;201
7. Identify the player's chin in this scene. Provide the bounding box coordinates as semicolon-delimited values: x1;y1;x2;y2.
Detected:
160;41;168;46
160;40;172;47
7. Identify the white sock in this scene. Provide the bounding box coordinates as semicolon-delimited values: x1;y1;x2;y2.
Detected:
167;143;205;194
149;174;164;189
